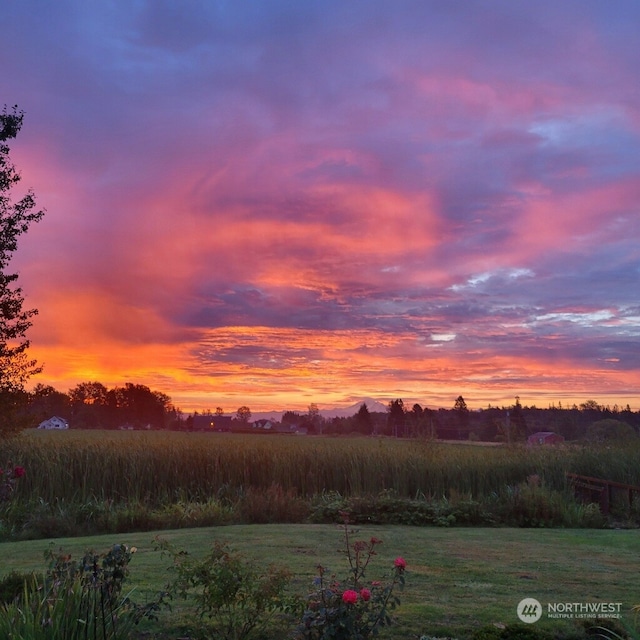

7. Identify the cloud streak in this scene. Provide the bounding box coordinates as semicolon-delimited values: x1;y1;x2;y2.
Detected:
4;0;640;411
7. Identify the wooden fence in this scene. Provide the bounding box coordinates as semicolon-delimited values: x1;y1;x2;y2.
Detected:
566;472;640;514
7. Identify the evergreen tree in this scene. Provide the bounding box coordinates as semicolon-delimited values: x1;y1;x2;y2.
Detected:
387;398;406;437
453;395;469;440
354;402;373;434
0;107;44;437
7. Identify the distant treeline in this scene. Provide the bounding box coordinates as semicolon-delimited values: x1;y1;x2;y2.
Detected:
269;397;640;443
22;383;640;442
24;382;179;430
322;397;640;442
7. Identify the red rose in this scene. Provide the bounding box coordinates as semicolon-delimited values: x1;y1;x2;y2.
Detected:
394;557;406;570
342;590;358;604
13;466;25;478
360;588;371;601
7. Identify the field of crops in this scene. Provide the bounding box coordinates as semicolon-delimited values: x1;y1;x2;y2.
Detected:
4;429;640;502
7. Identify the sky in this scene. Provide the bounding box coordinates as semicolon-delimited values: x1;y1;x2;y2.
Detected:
3;1;640;413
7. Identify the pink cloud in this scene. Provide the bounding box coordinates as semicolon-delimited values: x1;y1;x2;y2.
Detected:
4;0;640;411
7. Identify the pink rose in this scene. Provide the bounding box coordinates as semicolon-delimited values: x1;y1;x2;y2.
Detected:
342;589;358;604
360;588;371;601
394;557;406;570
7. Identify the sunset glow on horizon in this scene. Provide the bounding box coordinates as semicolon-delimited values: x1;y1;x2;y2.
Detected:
4;1;640;413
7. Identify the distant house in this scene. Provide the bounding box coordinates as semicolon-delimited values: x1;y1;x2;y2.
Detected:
253;419;274;430
38;416;69;430
527;431;564;445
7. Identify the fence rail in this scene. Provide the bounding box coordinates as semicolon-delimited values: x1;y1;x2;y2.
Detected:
566;472;640;514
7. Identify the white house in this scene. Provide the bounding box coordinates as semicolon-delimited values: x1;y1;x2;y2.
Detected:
37;416;69;430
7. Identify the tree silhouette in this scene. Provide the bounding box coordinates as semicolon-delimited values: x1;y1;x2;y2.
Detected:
387;399;406;437
355;402;373;434
236;406;252;423
0;106;45;437
453;395;469;439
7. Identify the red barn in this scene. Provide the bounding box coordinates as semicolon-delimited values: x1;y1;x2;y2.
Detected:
527;431;565;445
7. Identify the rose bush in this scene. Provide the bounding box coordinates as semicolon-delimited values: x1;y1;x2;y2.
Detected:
0;463;25;502
295;513;406;640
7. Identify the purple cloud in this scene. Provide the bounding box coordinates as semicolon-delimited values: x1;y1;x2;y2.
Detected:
3;0;640;410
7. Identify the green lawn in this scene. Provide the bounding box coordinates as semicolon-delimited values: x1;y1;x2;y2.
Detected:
1;525;638;639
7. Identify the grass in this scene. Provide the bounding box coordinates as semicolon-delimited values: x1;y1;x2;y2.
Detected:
1;524;638;639
6;429;640;503
4;430;640;540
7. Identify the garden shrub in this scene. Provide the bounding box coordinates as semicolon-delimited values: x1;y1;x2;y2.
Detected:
295;513;406;639
309;491;497;527
494;482;606;528
0;543;158;640
156;536;299;640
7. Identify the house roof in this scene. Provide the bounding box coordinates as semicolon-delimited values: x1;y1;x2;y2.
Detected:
38;416;69;428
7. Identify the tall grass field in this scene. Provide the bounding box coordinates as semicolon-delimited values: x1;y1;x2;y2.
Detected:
2;430;640;539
